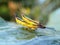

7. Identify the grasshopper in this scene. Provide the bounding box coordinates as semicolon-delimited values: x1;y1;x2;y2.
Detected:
15;13;46;31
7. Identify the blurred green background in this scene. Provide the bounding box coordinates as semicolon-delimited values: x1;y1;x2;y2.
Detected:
0;0;60;25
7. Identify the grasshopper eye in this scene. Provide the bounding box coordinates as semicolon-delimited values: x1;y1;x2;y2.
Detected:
38;24;46;29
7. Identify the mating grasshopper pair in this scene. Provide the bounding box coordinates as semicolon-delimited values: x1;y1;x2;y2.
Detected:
15;14;46;30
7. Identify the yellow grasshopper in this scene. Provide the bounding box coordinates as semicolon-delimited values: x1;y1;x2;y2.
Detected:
15;14;46;30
